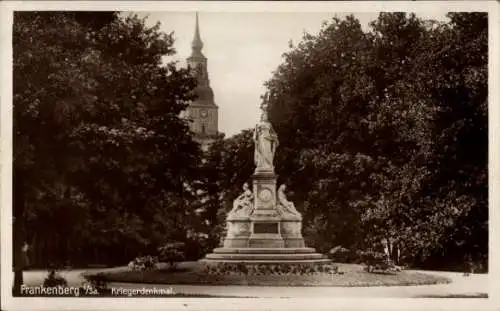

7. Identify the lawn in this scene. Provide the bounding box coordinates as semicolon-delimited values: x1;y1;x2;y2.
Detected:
17;290;251;298
90;262;451;287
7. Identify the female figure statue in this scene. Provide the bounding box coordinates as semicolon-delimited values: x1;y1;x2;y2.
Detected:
254;94;279;172
277;184;301;217
228;183;253;217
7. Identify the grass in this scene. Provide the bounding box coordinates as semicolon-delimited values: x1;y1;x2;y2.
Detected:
91;262;451;287
16;290;252;298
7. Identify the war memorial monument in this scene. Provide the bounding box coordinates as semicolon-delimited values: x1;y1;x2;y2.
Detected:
201;95;331;268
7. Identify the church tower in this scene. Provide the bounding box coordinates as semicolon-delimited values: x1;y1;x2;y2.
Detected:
185;13;219;151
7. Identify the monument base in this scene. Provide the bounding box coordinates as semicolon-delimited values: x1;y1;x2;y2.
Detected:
203;247;328;262
201;247;330;267
201;217;330;270
200;247;332;275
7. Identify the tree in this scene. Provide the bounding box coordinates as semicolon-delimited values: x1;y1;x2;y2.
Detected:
13;11;202;293
415;12;488;269
68;14;202;261
362;13;487;267
13;11;116;293
262;12;487;267
265;15;387;252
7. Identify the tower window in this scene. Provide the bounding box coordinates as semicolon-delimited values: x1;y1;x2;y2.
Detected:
201;124;206;133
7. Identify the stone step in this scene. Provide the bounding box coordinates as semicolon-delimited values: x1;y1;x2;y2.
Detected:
204;253;327;261
200;258;332;264
212;247;318;254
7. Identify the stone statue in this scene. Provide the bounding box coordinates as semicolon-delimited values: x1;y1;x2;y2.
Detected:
254;93;278;171
277;184;301;217
228;183;254;218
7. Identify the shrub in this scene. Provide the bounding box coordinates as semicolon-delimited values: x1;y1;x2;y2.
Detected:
83;273;109;291
357;250;400;273
43;269;68;287
128;255;159;271
329;246;358;263
158;242;186;270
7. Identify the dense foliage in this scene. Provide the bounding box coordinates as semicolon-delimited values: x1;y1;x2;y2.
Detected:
261;12;487;269
203;13;487;271
13;11;203;292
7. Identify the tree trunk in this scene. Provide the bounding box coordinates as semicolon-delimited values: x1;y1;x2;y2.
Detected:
13;218;25;295
383;236;391;262
393;242;400;265
13;168;25;295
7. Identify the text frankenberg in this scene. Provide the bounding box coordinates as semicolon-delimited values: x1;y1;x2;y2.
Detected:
21;285;81;296
111;287;175;296
20;285;175;297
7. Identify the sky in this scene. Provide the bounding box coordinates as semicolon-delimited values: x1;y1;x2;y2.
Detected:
135;11;450;137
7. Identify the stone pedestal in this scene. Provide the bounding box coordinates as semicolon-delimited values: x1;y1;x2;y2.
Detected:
251;171;278;215
223;217;251;248
248;169;306;249
200;169;329;268
281;217;305;248
248;170;285;248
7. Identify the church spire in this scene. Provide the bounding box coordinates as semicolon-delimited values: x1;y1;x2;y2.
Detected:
184;11;218;151
191;12;205;58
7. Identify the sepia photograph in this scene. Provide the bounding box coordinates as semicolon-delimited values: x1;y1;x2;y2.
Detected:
1;1;498;310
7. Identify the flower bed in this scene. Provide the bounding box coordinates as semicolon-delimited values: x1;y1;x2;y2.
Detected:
92;262;451;287
204;262;339;276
